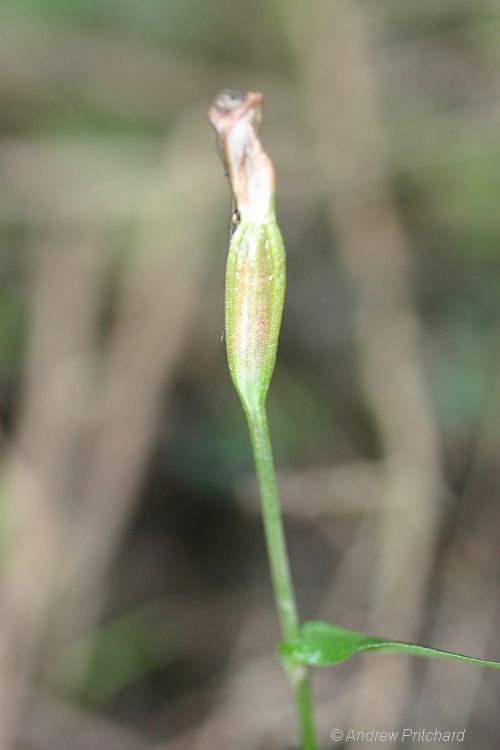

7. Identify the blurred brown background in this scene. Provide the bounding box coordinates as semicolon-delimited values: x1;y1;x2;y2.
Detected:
1;1;500;748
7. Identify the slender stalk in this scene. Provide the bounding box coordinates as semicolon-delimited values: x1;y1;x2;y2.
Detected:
208;89;319;750
247;404;318;750
247;405;298;638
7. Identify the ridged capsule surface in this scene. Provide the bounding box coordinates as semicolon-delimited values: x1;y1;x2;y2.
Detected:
225;220;285;414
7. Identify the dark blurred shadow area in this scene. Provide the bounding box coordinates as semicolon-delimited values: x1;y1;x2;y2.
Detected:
1;1;500;748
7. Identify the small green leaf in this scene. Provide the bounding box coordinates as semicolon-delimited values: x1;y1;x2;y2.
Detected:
280;620;500;671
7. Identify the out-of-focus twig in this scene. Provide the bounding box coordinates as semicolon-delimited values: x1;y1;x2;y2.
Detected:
49;106;226;653
0;104;225;747
0;235;105;749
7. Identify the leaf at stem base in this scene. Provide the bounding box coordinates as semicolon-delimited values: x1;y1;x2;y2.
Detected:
280;620;500;671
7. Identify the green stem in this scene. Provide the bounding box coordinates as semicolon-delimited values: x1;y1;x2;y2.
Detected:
246;403;318;750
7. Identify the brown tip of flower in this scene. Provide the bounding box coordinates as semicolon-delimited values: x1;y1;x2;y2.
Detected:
208;90;274;225
208;90;263;140
209;89;262;118
212;89;244;113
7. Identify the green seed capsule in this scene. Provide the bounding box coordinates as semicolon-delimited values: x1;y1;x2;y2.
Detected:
208;90;286;415
225;218;285;415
